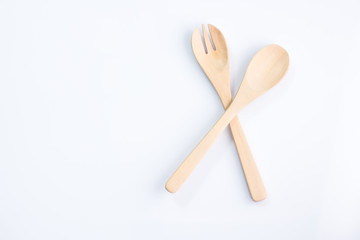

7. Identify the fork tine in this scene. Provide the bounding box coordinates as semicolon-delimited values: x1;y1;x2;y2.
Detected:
208;24;225;52
202;24;213;54
191;27;207;56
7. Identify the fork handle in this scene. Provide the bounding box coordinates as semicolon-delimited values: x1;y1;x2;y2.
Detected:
228;116;266;201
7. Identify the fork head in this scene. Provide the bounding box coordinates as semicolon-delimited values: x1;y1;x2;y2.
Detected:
191;24;230;99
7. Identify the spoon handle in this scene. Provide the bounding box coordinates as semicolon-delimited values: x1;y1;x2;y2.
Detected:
228;117;266;201
165;104;237;193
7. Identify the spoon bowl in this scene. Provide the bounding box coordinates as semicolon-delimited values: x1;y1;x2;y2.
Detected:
234;44;289;110
246;44;289;91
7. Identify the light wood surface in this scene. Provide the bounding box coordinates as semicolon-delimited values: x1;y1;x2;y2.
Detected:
166;44;289;194
189;24;266;201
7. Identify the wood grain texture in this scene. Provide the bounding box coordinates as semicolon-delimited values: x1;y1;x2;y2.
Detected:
166;44;289;195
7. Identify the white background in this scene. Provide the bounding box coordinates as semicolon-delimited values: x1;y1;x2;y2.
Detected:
0;0;360;239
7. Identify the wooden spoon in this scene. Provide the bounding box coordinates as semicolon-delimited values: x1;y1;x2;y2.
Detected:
191;24;266;201
166;44;289;194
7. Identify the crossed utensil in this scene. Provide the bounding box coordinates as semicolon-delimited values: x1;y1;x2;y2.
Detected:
166;24;289;201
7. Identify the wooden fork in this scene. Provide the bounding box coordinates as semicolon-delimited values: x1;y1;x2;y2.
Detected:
174;24;266;201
